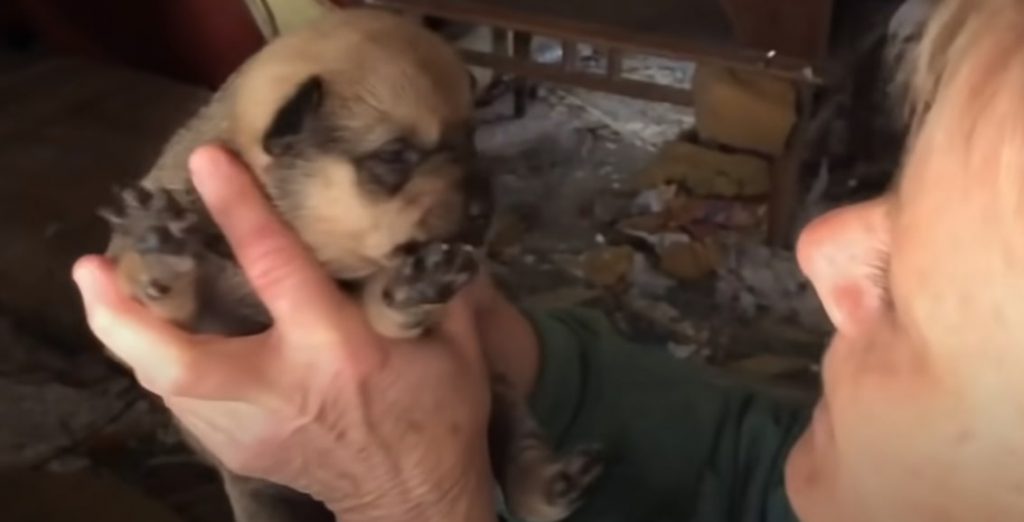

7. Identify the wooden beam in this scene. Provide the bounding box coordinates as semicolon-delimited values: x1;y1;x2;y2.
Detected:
461;48;693;106
360;0;823;83
767;83;815;247
607;48;622;79
562;40;576;71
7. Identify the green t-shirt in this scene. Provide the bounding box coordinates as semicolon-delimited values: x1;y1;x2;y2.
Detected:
508;307;813;522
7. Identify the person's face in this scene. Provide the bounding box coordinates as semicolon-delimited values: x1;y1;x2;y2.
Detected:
785;113;1024;519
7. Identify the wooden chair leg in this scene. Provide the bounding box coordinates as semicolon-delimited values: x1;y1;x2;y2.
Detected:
767;84;815;248
513;79;529;118
510;29;533;119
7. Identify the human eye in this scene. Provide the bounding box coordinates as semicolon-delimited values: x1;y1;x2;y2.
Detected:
866;248;894;308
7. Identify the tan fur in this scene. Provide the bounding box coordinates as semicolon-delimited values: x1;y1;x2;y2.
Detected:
137;9;473;280
290;156;467;279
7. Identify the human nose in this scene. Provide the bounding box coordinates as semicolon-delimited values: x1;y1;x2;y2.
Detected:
795;197;892;334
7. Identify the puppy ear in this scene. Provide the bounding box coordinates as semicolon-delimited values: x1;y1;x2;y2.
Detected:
262;75;325;156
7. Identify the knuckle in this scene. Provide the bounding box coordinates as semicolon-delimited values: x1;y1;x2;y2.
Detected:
223;448;261;477
225;432;282;478
240;235;308;291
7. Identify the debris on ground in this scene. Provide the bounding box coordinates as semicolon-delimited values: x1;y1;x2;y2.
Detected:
715;240;832;334
633;139;772;198
581;245;635;288
658;239;723;282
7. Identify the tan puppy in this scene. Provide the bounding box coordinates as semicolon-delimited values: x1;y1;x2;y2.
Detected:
97;8;603;522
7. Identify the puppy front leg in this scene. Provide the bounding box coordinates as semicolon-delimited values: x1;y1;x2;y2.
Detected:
490;376;605;522
363;241;479;339
102;186;330;522
101;185;201;328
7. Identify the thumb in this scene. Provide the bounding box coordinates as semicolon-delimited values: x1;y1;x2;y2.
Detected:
188;145;366;332
73;255;259;400
432;289;484;363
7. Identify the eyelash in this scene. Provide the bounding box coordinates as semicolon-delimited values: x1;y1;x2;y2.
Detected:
865;249;894;307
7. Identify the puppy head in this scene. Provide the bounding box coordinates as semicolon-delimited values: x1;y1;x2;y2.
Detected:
226;9;491;279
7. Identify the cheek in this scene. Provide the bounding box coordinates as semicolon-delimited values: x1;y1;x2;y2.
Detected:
818;330;975;515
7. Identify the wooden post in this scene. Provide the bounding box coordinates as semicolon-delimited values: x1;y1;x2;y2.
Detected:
767;82;815;248
512;29;532;118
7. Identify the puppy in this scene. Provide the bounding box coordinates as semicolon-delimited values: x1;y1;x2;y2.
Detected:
97;8;603;522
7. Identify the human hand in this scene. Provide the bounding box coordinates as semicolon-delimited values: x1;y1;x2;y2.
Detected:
73;145;496;522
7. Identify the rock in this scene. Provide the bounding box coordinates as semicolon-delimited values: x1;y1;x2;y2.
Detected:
693;64;797;157
634;140;772;198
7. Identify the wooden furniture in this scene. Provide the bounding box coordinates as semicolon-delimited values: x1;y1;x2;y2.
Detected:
340;0;835;247
8;0;264;88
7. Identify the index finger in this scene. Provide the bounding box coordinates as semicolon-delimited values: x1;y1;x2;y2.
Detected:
187;145;366;331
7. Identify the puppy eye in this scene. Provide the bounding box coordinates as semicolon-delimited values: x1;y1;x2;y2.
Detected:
372;140;421;167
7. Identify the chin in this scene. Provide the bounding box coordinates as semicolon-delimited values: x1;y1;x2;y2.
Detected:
784;421;836;522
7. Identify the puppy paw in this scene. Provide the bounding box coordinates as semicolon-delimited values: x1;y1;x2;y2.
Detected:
542;444;605;514
504;443;606;522
100;185;202;322
383;242;478;309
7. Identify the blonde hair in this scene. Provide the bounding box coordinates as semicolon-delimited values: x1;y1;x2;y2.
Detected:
899;0;1024;135
898;0;1024;255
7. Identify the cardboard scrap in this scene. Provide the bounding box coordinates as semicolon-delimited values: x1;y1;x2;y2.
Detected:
693;64;797;157
581;246;635;287
659;239;722;281
634;140;772;198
